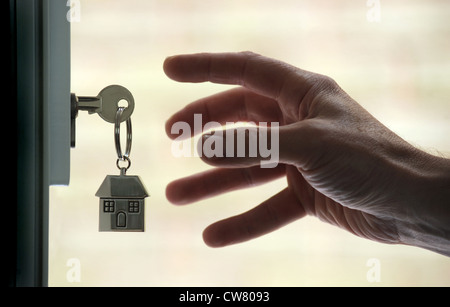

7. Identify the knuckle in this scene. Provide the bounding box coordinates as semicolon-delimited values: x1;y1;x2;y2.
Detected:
238;50;260;58
290;120;334;169
311;74;339;92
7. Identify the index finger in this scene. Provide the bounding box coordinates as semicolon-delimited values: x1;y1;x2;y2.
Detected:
163;52;315;102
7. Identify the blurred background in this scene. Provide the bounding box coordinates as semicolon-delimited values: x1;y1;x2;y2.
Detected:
50;0;450;286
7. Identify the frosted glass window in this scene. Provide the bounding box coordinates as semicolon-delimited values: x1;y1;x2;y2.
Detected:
50;0;450;286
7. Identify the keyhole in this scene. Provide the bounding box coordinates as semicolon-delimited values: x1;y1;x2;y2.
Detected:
118;99;129;109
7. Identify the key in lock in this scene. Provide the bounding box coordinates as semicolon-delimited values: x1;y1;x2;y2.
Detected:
71;85;135;147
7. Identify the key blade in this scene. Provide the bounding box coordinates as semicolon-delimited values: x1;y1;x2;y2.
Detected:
77;96;102;114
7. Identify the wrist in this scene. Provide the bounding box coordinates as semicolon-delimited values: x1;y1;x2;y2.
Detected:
398;152;450;256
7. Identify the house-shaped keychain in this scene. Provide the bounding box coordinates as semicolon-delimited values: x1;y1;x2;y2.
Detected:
95;169;149;232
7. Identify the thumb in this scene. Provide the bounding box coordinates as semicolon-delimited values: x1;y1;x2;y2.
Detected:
197;124;304;169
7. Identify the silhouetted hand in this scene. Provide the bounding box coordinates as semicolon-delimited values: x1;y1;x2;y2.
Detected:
164;52;450;256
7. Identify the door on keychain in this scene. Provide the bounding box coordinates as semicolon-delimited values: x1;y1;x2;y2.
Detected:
12;0;70;287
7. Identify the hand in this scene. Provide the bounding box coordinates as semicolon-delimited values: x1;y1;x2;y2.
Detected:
164;52;450;256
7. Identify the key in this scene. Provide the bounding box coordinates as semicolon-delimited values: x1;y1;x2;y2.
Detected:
74;85;135;123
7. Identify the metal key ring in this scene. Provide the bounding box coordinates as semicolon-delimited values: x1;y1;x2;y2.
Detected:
115;107;132;161
116;156;131;171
